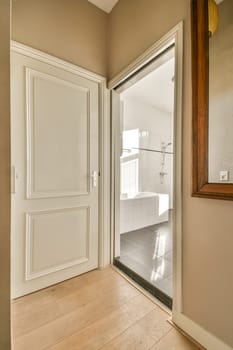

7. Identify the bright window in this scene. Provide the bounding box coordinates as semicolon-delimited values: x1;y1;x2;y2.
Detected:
121;128;139;158
121;129;139;194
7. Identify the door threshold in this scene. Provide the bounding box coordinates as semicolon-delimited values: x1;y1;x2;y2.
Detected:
113;257;172;309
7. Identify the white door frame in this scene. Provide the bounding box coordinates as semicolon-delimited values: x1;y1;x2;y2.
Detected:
108;22;184;316
10;41;111;278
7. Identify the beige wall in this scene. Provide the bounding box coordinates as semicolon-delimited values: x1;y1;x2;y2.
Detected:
7;0;233;348
108;0;187;79
0;0;11;349
12;0;108;76
108;0;233;347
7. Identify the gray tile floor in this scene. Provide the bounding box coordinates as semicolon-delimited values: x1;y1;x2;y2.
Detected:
119;214;173;297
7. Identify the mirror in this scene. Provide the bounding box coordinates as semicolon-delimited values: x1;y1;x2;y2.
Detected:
209;0;233;183
192;0;233;200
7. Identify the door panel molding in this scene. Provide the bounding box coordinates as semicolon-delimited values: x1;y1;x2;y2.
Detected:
25;67;91;199
25;206;90;281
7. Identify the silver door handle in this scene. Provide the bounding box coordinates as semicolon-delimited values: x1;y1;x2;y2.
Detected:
90;171;98;188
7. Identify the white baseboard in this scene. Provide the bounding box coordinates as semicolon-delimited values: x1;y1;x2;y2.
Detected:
172;312;233;350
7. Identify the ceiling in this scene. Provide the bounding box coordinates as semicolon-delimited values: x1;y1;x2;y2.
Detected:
88;0;223;13
121;57;175;114
88;0;119;13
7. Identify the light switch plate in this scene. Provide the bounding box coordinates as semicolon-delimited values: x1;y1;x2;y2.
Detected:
219;170;229;181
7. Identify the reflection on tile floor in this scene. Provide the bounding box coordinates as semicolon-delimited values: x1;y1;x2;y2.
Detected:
119;216;173;297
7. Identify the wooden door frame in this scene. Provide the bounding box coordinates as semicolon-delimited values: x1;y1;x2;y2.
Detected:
108;22;184;316
10;41;111;277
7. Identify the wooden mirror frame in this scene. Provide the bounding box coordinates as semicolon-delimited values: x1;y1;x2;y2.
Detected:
192;0;233;200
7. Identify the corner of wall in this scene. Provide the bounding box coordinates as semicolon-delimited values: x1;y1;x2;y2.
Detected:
0;0;11;348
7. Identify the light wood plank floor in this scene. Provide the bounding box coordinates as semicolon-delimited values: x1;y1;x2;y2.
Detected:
12;267;200;350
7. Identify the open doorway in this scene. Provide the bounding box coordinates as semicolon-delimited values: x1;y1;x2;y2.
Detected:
113;46;176;308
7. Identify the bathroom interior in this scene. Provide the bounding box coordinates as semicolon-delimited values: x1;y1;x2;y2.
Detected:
115;47;175;307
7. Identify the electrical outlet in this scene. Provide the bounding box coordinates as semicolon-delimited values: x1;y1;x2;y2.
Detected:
219;170;229;181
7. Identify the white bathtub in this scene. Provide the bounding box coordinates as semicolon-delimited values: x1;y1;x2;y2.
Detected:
120;192;169;234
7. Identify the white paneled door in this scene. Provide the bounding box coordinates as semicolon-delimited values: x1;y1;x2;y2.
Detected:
11;50;100;298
